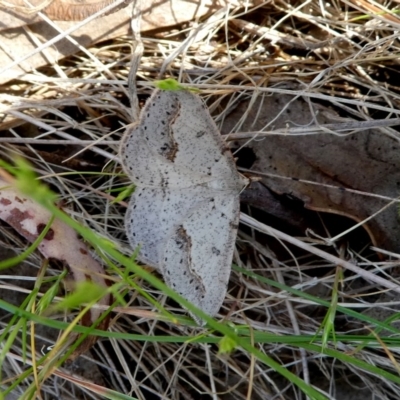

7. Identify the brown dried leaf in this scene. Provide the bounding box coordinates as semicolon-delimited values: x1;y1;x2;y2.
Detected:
43;0;133;21
0;0;263;83
0;177;111;355
0;0;131;25
225;93;400;252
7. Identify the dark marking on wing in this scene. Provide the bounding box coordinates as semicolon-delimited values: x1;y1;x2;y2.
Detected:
175;226;192;265
212;247;221;256
161;178;169;187
159;98;181;162
174;225;206;294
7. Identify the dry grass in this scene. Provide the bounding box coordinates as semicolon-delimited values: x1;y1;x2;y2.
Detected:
2;1;400;399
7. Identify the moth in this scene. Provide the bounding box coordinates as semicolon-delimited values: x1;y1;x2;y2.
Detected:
120;88;248;320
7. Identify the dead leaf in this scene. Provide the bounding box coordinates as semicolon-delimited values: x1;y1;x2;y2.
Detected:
43;0;133;21
0;0;131;27
0;0;263;84
224;92;400;253
0;176;111;356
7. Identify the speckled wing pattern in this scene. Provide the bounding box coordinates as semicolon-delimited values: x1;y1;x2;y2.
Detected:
120;89;248;320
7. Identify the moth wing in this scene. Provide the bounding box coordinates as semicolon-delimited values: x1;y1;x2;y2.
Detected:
169;90;246;189
120;89;246;190
161;192;241;318
121;88;247;321
125;187;213;270
125;187;164;269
